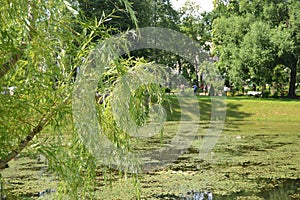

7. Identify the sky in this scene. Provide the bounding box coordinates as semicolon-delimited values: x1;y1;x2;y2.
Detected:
170;0;214;12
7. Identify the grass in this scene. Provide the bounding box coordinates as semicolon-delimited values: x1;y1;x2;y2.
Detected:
1;96;300;199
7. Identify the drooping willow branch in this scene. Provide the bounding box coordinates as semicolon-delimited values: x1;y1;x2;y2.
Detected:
0;0;35;79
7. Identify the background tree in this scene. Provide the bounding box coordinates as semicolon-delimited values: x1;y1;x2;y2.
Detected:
77;0;182;72
77;0;149;31
163;0;214;86
212;0;300;97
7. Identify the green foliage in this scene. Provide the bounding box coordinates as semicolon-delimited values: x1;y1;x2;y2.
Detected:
240;21;274;84
0;0;157;198
37;135;97;199
176;1;214;84
154;0;180;29
179;1;211;50
133;0;181;68
77;0;149;31
212;0;300;97
0;0;78;161
95;58;169;156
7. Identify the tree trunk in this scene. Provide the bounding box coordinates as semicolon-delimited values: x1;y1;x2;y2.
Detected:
0;118;47;169
288;66;297;98
177;55;182;74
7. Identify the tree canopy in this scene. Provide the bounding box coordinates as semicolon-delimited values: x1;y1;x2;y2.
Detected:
212;0;300;97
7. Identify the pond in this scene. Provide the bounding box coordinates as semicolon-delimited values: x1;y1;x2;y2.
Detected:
1;146;299;200
1;98;300;199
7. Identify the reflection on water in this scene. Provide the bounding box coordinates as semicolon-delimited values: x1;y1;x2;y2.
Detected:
151;178;300;200
155;178;300;200
213;178;300;200
259;178;300;200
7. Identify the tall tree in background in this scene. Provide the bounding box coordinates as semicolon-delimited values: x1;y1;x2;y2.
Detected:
177;0;215;85
77;0;180;31
212;0;300;97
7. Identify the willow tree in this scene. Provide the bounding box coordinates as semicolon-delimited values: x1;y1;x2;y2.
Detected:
0;0;143;199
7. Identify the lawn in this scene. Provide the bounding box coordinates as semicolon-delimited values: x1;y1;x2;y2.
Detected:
1;96;300;199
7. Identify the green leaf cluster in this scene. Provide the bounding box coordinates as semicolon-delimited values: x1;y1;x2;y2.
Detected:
212;0;300;97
